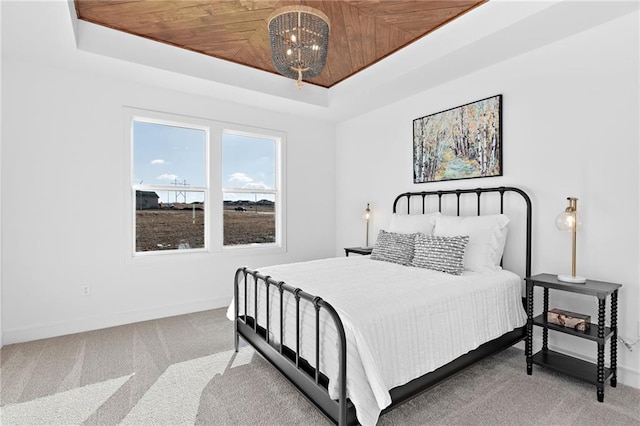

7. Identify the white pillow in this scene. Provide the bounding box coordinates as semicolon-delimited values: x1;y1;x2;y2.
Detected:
388;212;440;235
433;214;509;272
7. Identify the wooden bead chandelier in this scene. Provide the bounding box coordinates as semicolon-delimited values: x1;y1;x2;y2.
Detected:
268;5;330;88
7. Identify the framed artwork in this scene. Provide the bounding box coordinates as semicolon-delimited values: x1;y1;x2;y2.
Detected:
413;94;502;183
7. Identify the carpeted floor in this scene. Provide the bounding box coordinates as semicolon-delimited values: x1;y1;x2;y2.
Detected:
1;308;639;425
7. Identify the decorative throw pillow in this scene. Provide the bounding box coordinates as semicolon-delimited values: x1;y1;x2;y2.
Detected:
411;234;470;275
433;214;509;272
388;212;440;235
370;230;416;265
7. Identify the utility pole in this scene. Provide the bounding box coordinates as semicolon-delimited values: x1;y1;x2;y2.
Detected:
171;178;189;203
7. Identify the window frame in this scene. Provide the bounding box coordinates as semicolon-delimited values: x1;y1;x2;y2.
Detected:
221;128;284;250
129;113;210;257
123;107;286;260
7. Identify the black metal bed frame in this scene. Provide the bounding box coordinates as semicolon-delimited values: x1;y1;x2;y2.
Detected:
234;186;532;426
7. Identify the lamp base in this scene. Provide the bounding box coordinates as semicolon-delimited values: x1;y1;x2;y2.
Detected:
557;274;587;284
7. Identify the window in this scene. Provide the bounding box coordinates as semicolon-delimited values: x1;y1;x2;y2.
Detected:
222;131;280;247
131;119;208;254
126;108;285;256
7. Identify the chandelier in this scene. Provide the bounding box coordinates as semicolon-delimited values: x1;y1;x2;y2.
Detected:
268;5;330;88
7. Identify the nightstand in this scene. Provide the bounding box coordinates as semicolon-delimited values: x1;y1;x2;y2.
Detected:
344;247;373;257
525;273;621;402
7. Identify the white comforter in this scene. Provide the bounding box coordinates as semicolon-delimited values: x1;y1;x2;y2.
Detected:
227;256;527;425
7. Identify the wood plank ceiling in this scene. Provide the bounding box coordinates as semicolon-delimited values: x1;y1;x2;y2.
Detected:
74;0;487;88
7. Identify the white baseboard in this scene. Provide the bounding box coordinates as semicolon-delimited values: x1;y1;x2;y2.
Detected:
513;339;640;390
1;297;231;345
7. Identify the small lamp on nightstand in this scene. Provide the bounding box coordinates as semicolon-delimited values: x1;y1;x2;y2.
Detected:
364;203;371;248
555;197;586;283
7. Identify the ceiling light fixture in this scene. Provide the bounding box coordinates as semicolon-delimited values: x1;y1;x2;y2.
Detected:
268;5;330;89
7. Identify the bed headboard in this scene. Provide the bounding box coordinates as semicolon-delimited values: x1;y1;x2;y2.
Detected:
392;186;532;279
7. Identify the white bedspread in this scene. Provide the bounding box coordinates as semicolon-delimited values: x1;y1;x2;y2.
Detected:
227;256;527;425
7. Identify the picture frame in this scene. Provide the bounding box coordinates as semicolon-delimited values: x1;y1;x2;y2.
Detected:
413;94;502;183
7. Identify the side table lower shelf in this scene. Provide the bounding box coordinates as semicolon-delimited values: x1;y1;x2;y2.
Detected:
532;349;612;386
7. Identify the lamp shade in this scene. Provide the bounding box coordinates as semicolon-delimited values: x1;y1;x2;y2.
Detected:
555;210;581;231
556;197;586;283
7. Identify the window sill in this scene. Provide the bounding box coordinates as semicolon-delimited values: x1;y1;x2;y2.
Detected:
126;244;286;263
222;243;286;256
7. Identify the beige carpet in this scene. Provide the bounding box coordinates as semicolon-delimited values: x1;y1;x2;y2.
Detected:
1;308;639;425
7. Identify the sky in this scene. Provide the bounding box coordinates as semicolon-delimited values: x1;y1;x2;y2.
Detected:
133;121;276;203
221;132;276;202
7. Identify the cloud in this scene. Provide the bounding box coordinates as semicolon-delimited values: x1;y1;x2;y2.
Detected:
229;172;253;183
157;173;178;181
243;182;271;190
151;159;166;165
227;173;271;190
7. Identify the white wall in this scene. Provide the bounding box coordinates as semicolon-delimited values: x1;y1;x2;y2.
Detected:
0;1;3;347
1;57;336;343
1;0;638;389
336;11;640;387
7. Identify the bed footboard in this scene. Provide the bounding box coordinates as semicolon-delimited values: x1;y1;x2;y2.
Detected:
233;267;355;426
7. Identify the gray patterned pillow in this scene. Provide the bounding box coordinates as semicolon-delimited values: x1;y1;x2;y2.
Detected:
411;234;470;275
370;230;416;265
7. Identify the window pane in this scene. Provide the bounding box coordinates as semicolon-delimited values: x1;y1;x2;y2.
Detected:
223;193;275;246
132;119;207;254
222;133;275;191
222;132;277;247
136;190;205;252
133;121;206;187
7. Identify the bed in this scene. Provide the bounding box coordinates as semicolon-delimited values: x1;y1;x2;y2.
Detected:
230;186;532;425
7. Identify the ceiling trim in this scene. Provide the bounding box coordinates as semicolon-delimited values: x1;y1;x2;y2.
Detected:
75;17;331;108
67;1;556;114
72;0;488;88
11;0;630;122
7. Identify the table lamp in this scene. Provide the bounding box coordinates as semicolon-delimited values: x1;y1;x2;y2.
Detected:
555;197;586;283
364;203;371;248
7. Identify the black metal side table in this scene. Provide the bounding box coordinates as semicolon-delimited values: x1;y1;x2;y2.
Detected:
525;273;621;402
344;247;373;257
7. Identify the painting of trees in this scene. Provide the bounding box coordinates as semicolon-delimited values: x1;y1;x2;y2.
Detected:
413;95;502;183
